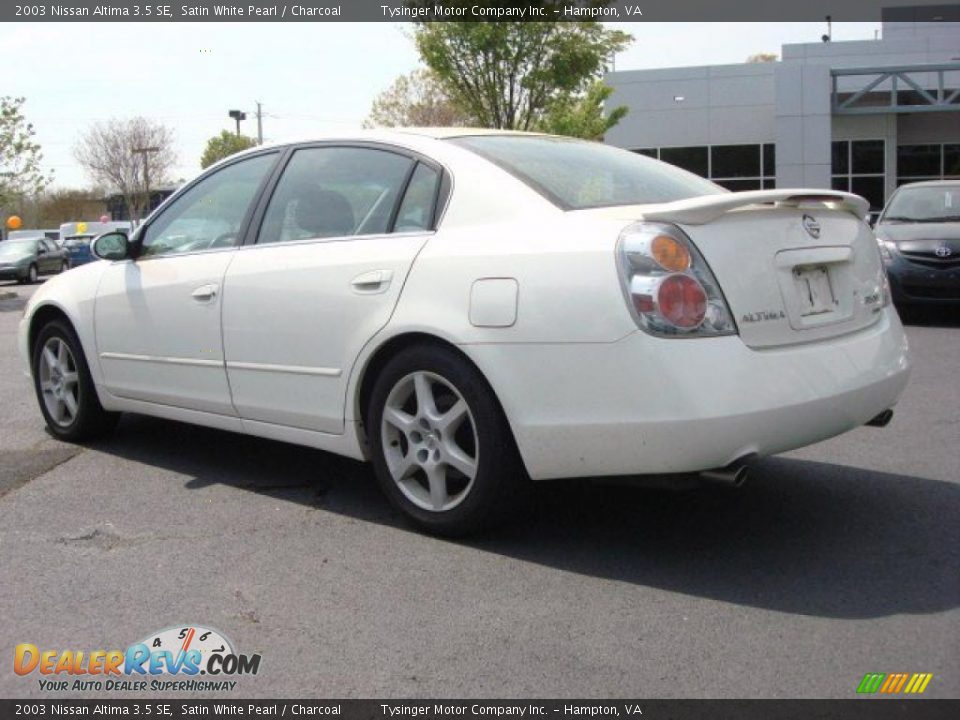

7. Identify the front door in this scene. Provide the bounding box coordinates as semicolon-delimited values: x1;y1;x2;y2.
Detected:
94;152;279;414
222;145;443;433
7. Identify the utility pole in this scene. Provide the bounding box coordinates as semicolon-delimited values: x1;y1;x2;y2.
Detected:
132;146;159;223
255;101;263;145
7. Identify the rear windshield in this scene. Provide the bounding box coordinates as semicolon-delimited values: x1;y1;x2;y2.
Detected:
449;135;724;210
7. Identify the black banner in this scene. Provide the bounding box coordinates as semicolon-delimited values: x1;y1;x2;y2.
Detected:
4;0;957;22
2;700;959;720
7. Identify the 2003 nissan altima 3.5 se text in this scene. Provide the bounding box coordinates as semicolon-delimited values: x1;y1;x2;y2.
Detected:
18;129;911;535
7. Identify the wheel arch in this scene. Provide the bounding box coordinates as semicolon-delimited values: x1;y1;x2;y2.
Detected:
351;330;525;468
28;303;76;363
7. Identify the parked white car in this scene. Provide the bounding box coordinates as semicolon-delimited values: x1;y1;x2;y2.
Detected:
19;130;911;534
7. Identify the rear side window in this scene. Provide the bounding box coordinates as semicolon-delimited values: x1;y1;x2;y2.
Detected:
394;163;440;232
450;135;724;210
258;147;415;244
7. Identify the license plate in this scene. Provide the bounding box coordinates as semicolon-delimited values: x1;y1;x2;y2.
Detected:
793;265;837;316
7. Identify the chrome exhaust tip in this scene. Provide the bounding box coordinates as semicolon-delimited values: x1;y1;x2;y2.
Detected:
866;409;894;428
699;457;752;488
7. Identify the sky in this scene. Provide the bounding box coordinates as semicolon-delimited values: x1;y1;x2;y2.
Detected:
0;21;883;189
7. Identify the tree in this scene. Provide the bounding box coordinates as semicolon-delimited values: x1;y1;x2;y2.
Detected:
35;189;108;227
746;53;778;63
0;96;52;207
413;10;631;131
537;81;627;141
364;69;473;128
201;130;258;169
74;117;176;222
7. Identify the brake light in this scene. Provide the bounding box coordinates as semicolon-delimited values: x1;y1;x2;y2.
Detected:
658;274;707;328
618;222;736;337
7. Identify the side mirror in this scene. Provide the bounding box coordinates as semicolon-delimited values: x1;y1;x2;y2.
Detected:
37;246;47;255
91;231;130;261
868;212;879;228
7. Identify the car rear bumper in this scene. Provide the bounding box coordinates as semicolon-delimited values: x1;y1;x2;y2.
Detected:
466;307;911;480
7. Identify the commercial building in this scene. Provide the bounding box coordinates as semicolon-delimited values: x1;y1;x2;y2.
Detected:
604;5;960;210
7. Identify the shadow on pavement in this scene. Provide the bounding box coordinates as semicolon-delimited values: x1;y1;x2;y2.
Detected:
90;413;960;621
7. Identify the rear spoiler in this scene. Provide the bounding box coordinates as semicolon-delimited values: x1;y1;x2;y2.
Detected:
639;189;871;225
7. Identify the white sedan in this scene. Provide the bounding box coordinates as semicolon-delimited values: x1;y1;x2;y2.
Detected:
19;130;911;535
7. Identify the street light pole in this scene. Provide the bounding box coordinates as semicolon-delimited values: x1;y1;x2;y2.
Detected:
228;109;247;136
255;101;263;145
132;146;159;223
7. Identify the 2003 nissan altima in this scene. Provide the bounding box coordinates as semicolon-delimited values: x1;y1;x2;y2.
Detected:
19;130;911;534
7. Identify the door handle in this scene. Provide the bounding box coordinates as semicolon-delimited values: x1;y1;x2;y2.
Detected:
191;284;219;301
350;270;393;294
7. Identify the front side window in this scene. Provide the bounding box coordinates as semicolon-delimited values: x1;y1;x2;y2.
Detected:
140;153;277;259
452;135;722;210
258;147;415;244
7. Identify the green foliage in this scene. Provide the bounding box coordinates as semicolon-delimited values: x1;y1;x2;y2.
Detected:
412;7;631;131
201;130;258;169
0;96;52;206
537;81;627;140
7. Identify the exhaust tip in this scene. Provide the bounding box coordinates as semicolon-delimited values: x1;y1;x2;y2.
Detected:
866;409;894;428
699;457;753;488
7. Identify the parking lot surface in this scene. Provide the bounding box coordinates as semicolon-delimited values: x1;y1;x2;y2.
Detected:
0;281;957;698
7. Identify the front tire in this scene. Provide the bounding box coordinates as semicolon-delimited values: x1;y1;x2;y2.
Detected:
367;344;528;536
60;261;70;273
33;320;119;442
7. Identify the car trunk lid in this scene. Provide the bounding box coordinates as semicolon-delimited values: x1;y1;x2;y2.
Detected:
587;190;886;349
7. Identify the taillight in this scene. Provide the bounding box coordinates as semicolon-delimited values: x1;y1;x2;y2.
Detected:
618;222;736;337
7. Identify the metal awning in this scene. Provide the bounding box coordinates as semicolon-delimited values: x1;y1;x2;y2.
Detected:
831;63;960;114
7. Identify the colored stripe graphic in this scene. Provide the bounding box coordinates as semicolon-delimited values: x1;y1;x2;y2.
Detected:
857;672;933;694
857;673;886;693
905;673;933;694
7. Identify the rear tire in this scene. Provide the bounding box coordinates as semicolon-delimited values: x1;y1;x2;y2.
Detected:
32;319;119;442
366;344;529;536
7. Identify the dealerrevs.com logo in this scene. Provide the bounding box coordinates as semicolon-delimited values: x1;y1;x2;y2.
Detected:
14;625;261;692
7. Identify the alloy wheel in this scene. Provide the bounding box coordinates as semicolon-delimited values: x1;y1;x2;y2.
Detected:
38;337;80;427
381;371;479;512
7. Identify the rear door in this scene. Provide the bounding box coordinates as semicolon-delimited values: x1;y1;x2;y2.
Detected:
221;144;443;433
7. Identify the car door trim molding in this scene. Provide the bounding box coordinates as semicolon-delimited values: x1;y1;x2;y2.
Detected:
225;360;342;378
99;352;224;368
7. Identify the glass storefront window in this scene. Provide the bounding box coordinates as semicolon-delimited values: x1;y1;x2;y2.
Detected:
659;146;709;177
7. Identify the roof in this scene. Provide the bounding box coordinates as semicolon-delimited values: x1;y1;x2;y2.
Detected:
390;127;548;139
894;179;960;188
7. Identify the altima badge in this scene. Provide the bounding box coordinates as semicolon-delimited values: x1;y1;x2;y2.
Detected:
802;214;821;239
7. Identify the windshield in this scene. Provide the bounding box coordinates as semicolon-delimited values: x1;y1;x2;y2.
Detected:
0;240;37;256
882;185;960;223
449;135;724;210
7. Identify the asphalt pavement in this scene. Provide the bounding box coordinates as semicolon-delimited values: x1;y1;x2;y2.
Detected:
0;280;957;699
